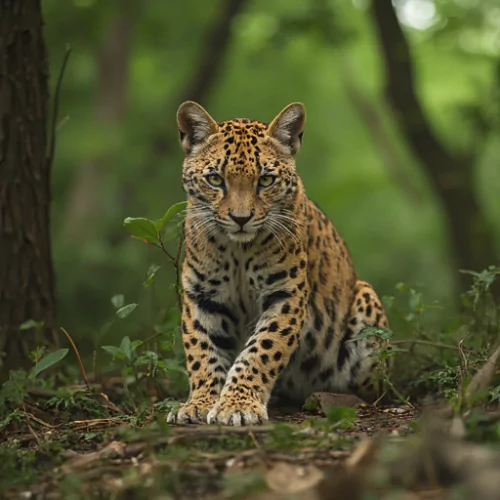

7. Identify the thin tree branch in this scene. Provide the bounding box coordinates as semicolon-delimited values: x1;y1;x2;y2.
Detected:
341;66;422;204
180;0;247;105
152;0;249;155
391;339;458;350
47;44;71;169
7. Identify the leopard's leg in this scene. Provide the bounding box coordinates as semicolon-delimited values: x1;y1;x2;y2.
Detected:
207;257;309;426
340;280;392;402
278;280;391;405
166;289;238;424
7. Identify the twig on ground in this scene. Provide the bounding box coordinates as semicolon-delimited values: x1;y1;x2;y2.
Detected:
22;403;41;448
60;327;91;391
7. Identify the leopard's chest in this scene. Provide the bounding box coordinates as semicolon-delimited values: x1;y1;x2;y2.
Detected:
217;247;267;332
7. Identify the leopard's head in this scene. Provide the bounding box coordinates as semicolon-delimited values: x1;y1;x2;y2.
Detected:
178;101;305;243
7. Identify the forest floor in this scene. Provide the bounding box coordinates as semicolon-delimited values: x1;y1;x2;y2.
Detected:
2;387;500;500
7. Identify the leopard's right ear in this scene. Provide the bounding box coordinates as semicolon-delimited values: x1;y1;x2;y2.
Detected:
177;101;219;154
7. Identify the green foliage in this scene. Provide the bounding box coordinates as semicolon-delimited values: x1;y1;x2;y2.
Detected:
0;442;38;489
20;319;44;331
0;348;69;425
143;263;161;288
412;365;462;400
123;217;160;245
460;265;500;310
124;201;186;247
324;405;357;430
29;349;69;379
45;388;106;419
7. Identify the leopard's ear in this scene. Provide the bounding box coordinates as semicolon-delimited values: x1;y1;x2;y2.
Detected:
177;101;219;154
267;102;305;155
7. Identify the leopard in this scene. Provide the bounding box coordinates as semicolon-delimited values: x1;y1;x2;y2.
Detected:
166;101;390;426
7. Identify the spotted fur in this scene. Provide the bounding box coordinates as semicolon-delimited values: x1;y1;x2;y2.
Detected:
166;101;390;426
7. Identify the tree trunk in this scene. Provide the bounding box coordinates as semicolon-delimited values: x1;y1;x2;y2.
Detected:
0;0;57;378
369;2;499;296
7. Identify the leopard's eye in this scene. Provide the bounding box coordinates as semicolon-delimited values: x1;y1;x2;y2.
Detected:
258;175;276;188
206;173;224;188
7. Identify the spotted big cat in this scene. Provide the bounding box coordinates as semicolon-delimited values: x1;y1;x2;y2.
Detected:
166;101;390;426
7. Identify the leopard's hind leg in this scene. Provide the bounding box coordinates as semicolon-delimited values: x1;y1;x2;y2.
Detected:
272;280;392;407
339;280;391;403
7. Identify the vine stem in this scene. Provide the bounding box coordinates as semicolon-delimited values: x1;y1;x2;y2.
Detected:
391;339;459;350
157;223;184;312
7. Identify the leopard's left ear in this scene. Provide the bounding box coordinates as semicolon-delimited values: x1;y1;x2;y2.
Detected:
267;102;305;155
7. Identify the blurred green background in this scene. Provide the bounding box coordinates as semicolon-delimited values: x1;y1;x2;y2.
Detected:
42;0;500;352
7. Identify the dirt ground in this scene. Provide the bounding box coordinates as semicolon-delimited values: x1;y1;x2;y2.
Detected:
3;391;500;500
0;397;418;499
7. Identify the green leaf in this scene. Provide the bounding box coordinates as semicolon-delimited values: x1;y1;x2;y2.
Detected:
20;319;44;331
143;264;161;288
120;337;132;360
123;217;159;244
29;349;69;379
163;359;188;378
130;340;143;351
395;282;409;292
102;345;125;359
111;294;125;309
116;303;138;319
156;201;187;231
350;326;393;342
409;290;423;312
325;405;357;428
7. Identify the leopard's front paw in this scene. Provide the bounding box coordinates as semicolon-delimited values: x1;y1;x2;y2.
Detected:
166;400;213;425
207;396;268;426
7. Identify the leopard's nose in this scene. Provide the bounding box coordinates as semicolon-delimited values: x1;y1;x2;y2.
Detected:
229;211;253;228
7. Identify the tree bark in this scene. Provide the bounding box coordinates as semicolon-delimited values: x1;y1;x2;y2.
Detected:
369;1;499;295
0;0;58;377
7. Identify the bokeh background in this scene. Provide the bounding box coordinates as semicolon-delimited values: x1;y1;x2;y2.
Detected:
42;0;500;352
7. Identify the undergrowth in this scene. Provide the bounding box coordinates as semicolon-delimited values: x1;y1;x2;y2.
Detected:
0;201;499;498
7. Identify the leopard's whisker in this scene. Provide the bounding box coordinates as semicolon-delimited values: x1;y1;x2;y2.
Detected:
269;217;301;246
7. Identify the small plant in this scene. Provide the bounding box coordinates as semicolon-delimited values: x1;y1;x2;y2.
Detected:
0;345;69;426
460;266;500;348
460;266;500;311
324;405;357;429
124;201;186;306
45;387;105;419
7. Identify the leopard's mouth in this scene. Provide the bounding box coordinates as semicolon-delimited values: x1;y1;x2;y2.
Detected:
227;230;257;243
